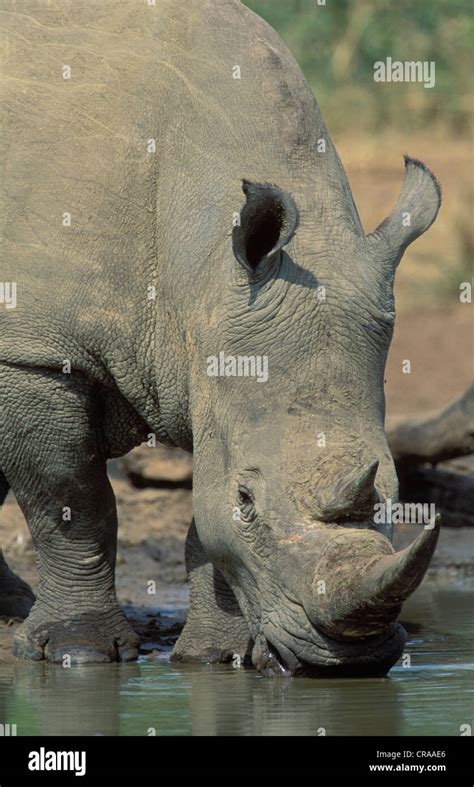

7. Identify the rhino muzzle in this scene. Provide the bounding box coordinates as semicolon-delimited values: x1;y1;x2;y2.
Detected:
252;623;407;678
243;514;440;677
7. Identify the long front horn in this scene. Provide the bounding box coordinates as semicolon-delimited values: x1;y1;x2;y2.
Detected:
311;515;440;639
363;513;440;606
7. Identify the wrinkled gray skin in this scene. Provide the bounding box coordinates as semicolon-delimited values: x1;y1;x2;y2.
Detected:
0;0;441;675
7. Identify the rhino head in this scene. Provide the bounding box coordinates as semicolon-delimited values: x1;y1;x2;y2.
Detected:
190;156;441;676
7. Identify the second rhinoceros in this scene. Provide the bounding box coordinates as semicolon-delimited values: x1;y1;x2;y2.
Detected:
0;0;440;675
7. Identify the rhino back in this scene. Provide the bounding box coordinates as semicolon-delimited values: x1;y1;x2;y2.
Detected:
0;0;354;380
1;0;160;378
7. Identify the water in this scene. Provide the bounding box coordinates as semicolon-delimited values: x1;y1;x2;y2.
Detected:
0;583;472;736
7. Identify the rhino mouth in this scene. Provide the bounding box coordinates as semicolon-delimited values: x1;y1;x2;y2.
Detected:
248;513;440;677
251;620;406;678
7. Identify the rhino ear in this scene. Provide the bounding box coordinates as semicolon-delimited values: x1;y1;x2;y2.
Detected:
368;156;441;265
232;180;299;273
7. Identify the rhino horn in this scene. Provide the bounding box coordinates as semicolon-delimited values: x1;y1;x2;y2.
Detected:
311;514;440;639
361;513;440;608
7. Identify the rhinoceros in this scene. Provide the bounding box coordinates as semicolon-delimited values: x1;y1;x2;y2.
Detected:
0;0;441;675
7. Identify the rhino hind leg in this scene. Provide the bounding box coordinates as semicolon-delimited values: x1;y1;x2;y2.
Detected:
0;549;36;620
0;367;139;663
0;470;35;619
171;519;252;665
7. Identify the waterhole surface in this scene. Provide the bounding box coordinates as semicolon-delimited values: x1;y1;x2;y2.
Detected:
0;583;472;736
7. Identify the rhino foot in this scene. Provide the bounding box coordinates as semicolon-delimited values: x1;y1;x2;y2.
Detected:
0;585;35;621
172;613;252;665
12;604;140;663
0;552;35;620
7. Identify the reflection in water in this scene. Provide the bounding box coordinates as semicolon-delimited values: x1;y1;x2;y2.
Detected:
184;667;403;736
0;584;472;736
0;662;132;736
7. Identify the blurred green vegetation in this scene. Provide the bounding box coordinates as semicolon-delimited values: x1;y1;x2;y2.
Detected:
244;0;473;134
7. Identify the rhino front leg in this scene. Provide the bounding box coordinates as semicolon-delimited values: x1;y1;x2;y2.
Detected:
172;519;252;665
0;470;35;619
0;366;139;663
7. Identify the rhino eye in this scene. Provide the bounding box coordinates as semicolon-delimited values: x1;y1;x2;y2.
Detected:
237;486;255;516
238;487;253;506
